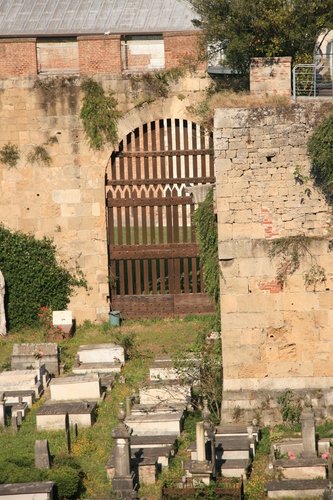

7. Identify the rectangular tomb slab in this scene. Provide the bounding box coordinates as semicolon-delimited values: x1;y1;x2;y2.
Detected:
50;374;101;401
77;343;125;364
72;362;122;375
265;479;330;499
36;402;96;430
0;380;42;398
3;390;35;407
139;380;191;405
0;481;55;499
11;343;59;376
125;411;184;436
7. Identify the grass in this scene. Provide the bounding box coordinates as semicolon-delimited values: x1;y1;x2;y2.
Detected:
0;315;215;499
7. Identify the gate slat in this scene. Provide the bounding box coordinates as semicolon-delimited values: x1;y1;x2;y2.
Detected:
184;120;189;179
192;123;198;179
143;123;149;181
135;128;141;180
173;187;181;294
127;133;133;182
107;191;117;299
125;189;133;295
117;191;125;295
209;132;214;178
157;188;166;294
133;190;141;294
141;191;150;295
175;119;181;180
159;120;166;179
149;188;157;294
182;188;189;294
151;121;157;180
200;128;206;179
166;189;174;294
167;119;173;179
190;202;197;293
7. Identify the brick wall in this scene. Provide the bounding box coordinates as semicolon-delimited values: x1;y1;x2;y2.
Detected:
250;57;292;97
0;39;37;78
78;35;122;75
37;41;79;74
215;103;333;424
164;32;206;71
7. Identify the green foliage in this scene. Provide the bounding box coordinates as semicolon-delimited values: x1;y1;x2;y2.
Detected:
50;465;82;499
308;111;333;204
269;235;308;285
0;142;20;168
191;0;333;75
130;68;184;106
192;187;221;325
27;145;52;167
304;264;326;291
277;389;302;425
0;225;87;330
80;79;122;150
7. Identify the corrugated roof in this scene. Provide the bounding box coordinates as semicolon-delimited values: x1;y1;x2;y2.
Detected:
0;0;199;37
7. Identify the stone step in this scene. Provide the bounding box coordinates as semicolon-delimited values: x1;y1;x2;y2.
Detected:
265;479;331;498
131;434;178;448
216;424;259;441
125;411;184;436
72;362;122;374
131;402;187;415
219;458;251;479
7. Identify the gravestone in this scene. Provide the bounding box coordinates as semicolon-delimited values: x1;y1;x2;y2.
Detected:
11;343;59;376
301;405;317;459
0;270;6;337
11;415;17;434
35;440;50;469
0;393;5;427
52;310;74;336
50;373;102;401
65;413;71;454
111;403;137;499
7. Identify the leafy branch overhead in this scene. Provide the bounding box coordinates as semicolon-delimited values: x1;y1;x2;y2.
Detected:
80;79;122;150
191;0;333;74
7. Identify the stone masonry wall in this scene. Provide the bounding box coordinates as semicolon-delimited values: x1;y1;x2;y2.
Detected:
0;72;209;325
250;57;292;97
215;103;333;425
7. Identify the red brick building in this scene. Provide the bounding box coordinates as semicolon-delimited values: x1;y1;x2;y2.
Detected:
0;0;205;77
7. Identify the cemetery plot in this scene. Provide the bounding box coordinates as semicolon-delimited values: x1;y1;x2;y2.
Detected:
0;481;55;500
72;343;125;375
50;373;102;401
11;343;59;376
36;402;96;430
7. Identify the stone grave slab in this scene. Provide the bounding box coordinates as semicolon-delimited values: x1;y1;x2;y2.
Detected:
3;390;35;407
0;370;42;398
36;402;96;430
139;380;191;406
265;479;330;498
125;411;184;436
274;458;327;480
8;402;28;420
0;481;55;499
0;364;48;389
35;440;51;469
11;343;59;376
106;452;158;484
50;373;102;401
77;343;125;363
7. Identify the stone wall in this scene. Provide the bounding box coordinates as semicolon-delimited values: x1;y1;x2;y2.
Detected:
0;72;209;325
214;103;333;424
250;57;292;97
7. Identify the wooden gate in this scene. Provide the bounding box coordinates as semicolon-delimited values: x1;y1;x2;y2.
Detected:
106;118;215;319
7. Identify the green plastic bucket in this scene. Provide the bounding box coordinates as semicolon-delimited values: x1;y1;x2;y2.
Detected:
109;311;120;327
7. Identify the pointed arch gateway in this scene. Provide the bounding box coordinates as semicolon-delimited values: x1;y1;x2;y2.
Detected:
106;118;215;318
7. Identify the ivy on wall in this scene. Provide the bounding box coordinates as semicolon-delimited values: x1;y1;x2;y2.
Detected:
80;79;122;150
192;187;221;326
0;226;87;330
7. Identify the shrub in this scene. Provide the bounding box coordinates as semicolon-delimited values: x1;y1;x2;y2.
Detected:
0;142;20;168
0;226;87;330
49;465;82;499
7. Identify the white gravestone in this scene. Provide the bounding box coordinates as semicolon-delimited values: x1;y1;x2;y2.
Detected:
0;270;6;336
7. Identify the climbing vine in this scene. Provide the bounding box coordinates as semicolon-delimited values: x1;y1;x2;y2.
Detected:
269;235;326;290
192;187;221;326
80;79;122;150
129;67;184;106
308;110;333;205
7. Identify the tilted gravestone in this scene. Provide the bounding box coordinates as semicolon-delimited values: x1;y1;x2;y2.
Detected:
35;440;51;469
0;270;6;337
